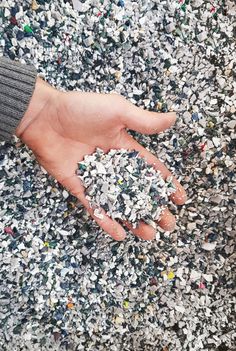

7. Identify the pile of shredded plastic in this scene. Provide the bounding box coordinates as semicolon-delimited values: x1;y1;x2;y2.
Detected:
0;0;235;350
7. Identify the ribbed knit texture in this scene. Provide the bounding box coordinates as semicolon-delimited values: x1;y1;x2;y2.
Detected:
0;57;37;141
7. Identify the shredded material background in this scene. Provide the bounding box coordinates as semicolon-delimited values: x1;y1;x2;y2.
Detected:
0;0;235;350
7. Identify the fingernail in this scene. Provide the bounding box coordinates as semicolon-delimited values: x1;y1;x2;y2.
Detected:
112;226;126;241
115;234;126;241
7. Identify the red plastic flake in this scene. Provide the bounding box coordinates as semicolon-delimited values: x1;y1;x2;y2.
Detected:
150;277;158;286
210;6;216;13
97;12;102;17
4;227;14;235
199;282;206;289
200;142;207;152
183;149;191;159
10;16;18;25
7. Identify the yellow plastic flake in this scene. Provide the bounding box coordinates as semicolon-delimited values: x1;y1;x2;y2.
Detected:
165;69;171;76
213;167;218;176
137;255;147;262
115;71;122;81
115;316;124;325
161;270;175;280
31;0;40;10
167;271;175;280
156;101;163;110
117;179;123;185
123;300;129;309
44;242;49;247
208;121;215;128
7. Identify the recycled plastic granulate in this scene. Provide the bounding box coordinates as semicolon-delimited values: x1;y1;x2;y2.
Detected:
77;148;176;227
0;0;236;350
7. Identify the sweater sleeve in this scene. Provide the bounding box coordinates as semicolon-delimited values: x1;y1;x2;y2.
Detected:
0;57;37;142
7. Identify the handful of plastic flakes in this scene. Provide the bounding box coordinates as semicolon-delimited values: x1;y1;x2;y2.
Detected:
77;148;176;228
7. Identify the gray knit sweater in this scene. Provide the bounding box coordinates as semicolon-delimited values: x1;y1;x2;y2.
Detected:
0;57;37;141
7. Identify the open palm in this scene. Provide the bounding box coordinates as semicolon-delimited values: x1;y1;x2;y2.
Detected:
19;81;187;240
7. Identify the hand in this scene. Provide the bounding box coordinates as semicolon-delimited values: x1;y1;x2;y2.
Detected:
16;78;187;241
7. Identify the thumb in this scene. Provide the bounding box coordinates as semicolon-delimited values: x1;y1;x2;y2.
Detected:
121;100;177;134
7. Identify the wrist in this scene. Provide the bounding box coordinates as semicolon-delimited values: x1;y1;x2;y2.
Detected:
15;77;58;140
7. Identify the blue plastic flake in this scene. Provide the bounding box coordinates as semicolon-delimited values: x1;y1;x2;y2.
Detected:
127;150;139;158
173;138;178;148
118;0;125;7
16;30;25;41
191;112;199;121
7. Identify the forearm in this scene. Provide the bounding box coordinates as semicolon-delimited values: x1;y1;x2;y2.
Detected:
0;57;37;141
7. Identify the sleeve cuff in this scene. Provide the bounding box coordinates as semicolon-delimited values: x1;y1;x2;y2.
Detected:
0;57;37;142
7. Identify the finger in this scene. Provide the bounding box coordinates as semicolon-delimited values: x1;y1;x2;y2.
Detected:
61;175;126;241
119;133;187;205
121;99;176;134
123;220;156;240
85;205;126;241
157;207;176;232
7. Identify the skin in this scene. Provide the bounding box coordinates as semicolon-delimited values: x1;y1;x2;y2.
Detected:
16;78;187;241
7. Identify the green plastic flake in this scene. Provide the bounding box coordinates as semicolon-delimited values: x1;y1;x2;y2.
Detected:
181;4;186;12
79;164;87;171
49;241;57;249
24;25;33;33
164;59;171;69
106;3;112;17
